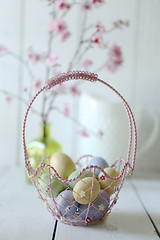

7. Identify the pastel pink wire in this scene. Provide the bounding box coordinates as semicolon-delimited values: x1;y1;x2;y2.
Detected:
22;70;137;226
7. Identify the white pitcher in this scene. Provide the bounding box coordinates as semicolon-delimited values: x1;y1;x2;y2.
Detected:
77;92;159;171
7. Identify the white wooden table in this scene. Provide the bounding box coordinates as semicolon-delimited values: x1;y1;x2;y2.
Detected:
0;166;160;240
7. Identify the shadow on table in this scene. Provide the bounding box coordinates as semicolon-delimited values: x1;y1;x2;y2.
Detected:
87;210;159;237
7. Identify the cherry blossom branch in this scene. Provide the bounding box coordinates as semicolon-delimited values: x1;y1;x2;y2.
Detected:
0;90;41;116
0;1;129;129
5;49;35;100
7;50;35;80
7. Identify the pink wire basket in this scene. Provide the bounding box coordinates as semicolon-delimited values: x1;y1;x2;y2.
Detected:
22;71;137;226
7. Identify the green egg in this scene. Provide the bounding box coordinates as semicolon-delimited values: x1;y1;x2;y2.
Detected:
38;172;64;198
67;169;93;190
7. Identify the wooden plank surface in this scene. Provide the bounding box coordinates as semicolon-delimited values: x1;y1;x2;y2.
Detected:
1;167;160;240
132;176;160;237
0;167;54;240
54;178;159;240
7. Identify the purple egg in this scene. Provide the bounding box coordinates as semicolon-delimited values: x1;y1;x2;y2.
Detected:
88;157;109;176
56;190;79;218
78;190;110;222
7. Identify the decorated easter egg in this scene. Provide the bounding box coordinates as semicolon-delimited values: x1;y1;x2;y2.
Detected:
98;167;120;195
88;157;109;176
68;170;93;190
49;152;75;179
73;177;100;204
78;190;110;222
38;172;64;198
56;190;79;218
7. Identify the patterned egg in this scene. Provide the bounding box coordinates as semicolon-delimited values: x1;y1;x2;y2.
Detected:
73;177;100;204
98;167;120;195
56;190;79;218
78;190;110;222
49;152;75;179
68;170;93;190
88;157;109;176
38;172;64;198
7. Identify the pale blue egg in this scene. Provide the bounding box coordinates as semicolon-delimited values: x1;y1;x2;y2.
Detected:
88;157;109;176
78;190;110;222
56;190;78;218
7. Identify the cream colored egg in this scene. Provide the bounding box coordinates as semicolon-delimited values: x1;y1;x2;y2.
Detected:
98;167;120;195
49;152;75;179
73;177;100;204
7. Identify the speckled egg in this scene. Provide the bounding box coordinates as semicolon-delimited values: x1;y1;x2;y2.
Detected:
73;177;100;204
56;190;79;218
38;173;64;198
88;157;109;176
78;190;110;222
67;170;93;190
98;167;120;195
49;152;75;179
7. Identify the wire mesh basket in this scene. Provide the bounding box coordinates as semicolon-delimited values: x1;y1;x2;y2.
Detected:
22;71;137;226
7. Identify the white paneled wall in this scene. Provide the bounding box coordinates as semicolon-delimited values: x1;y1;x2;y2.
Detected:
0;0;23;168
0;0;160;172
135;0;160;111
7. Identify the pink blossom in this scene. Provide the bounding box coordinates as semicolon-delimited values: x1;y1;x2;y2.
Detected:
113;19;130;28
94;22;105;33
48;19;67;33
0;45;6;53
28;51;41;64
91;34;103;47
61;103;70;116
6;96;12;103
106;45;123;72
32;78;42;91
55;82;65;93
59;31;71;42
70;85;81;96
82;0;103;9
80;59;93;68
55;0;70;10
45;53;58;66
77;129;89;138
108;45;122;60
124;20;130;27
106;61;122;72
22;87;27;92
81;2;91;10
91;0;104;7
98;130;104;137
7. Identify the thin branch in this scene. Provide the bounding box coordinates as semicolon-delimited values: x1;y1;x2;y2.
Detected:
0;89;42;116
45;91;58;119
93;62;107;73
7;50;34;79
67;10;88;71
74;44;92;67
42;5;56;122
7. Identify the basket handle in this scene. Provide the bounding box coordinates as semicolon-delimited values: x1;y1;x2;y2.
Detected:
22;71;137;176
